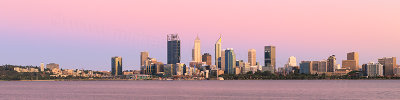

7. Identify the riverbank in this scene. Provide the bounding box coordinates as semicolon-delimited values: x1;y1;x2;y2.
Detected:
2;78;400;81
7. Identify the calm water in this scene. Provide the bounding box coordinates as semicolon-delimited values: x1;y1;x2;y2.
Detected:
0;80;399;100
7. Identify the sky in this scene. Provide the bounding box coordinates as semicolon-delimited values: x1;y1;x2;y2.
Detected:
1;0;400;71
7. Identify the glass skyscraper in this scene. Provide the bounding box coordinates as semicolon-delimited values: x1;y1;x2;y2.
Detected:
167;34;181;64
225;48;236;74
264;46;276;72
111;56;122;76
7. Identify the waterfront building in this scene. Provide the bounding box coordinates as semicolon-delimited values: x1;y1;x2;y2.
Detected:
236;60;244;68
176;63;185;76
144;58;157;75
342;52;360;71
378;57;397;76
167;34;181;64
327;55;336;72
156;62;164;74
40;62;45;72
311;61;320;74
264;46;276;72
111;56;123;76
394;66;400;76
225;48;236;74
362;62;384;77
288;56;297;66
250;66;258;73
219;49;226;71
283;56;299;74
300;61;312;74
202;53;212;66
140;51;149;67
215;35;222;68
334;68;351;76
242;62;251;74
192;35;202;63
164;64;176;77
318;60;327;72
248;49;257;66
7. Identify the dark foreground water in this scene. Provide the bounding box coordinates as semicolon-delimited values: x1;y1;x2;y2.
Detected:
0;80;399;100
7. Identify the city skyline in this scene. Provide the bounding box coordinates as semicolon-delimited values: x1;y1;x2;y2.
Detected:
2;0;400;71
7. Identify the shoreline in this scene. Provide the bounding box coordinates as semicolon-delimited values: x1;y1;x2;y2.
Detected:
2;79;400;81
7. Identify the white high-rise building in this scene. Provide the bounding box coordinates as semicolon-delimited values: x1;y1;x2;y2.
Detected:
288;56;297;66
364;62;384;77
40;63;45;72
215;34;222;67
192;35;202;62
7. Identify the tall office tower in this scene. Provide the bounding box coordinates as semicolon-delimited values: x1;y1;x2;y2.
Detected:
40;62;45;72
140;51;149;67
248;49;257;66
300;61;312;74
192;35;202;62
347;52;359;65
362;62;384;77
202;53;212;66
378;57;397;76
327;55;336;72
111;56;123;76
288;56;297;66
264;46;276;72
215;35;222;67
167;34;181;64
220;50;226;70
225;48;236;74
342;52;360;71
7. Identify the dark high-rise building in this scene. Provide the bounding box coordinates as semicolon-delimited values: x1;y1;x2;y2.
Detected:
327;55;336;72
111;56;123;76
202;53;212;66
167;34;181;64
225;48;236;74
300;61;312;74
264;46;276;72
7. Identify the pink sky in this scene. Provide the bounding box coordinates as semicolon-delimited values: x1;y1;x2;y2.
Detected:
1;0;400;71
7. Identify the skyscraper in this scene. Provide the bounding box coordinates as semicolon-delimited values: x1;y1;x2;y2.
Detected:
192;35;202;62
202;53;212;66
167;34;181;64
342;52;360;71
140;51;149;67
264;46;276;72
347;52;359;65
327;55;336;72
248;49;256;66
225;48;236;74
215;35;222;67
378;57;397;76
220;50;226;70
111;56;122;76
